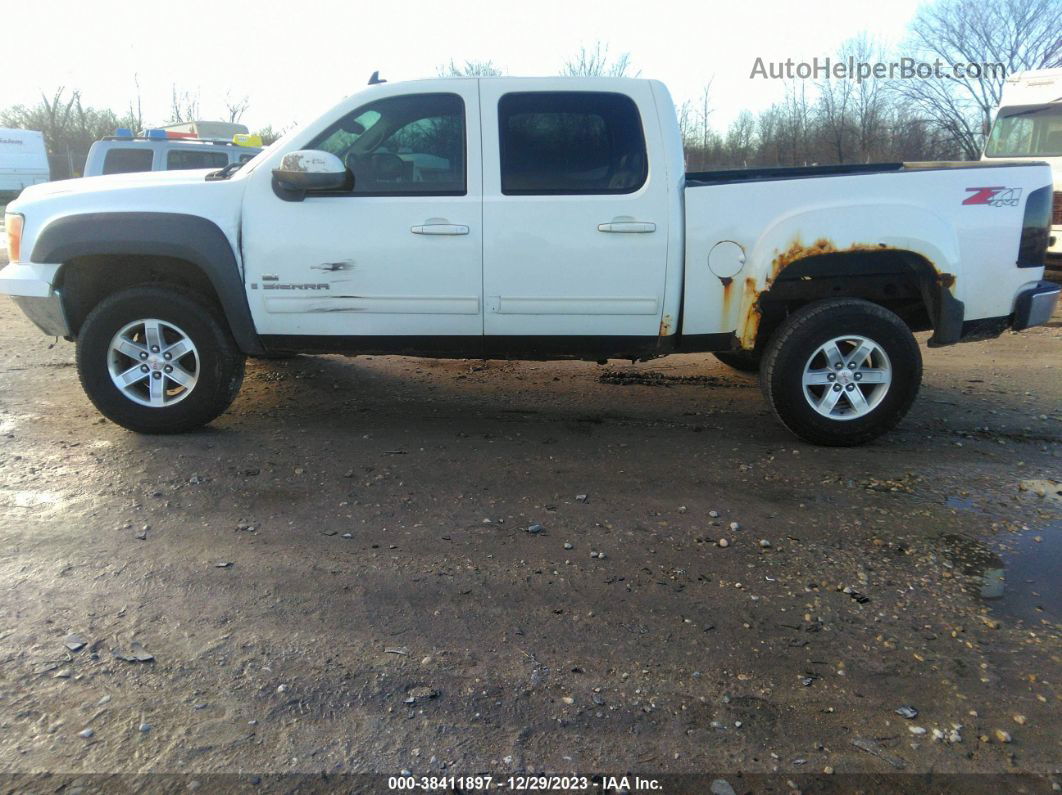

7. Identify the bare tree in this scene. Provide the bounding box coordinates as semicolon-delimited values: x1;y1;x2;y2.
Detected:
896;0;1062;159
778;81;812;165
562;42;638;77
0;88;78;157
698;83;713;155
42;88;79;149
817;39;858;162
678;82;717;170
675;98;695;144
125;73;144;134
437;59;503;77
0;88;130;177
850;35;889;161
169;85;201;124
755;105;782;166
224;92;250;124
724;111;757;168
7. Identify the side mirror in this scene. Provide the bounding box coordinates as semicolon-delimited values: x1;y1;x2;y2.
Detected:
272;150;350;200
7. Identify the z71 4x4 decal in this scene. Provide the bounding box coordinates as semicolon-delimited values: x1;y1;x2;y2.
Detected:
963;186;1023;207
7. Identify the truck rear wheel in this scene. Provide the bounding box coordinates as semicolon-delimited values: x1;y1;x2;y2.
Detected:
76;286;245;433
760;298;922;446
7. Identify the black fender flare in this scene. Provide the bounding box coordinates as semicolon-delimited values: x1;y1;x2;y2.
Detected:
32;212;263;354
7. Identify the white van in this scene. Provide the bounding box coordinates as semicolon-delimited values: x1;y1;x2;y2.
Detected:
983;68;1062;263
0;128;50;199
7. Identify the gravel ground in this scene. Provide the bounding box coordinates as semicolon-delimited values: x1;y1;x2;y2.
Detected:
0;260;1058;790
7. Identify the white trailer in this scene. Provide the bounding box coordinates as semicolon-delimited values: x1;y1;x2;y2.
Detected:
983;69;1062;262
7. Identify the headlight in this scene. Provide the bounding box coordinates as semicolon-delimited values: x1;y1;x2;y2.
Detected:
4;213;23;263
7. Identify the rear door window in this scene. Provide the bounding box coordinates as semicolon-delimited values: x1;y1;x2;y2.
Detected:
497;92;647;195
102;148;154;175
167;149;230;170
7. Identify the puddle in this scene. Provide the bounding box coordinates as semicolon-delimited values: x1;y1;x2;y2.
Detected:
947;480;1061;514
945;495;982;513
988;521;1061;624
942;522;1061;625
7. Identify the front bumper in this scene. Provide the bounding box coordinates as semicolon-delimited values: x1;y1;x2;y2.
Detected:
1012;280;1060;331
10;293;71;337
0;261;70;336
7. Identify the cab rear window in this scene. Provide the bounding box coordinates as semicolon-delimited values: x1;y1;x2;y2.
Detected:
102;148;154;175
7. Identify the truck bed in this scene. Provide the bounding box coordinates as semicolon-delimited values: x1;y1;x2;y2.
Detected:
679;157;1053;344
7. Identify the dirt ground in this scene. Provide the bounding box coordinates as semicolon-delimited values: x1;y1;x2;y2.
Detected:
0;254;1059;790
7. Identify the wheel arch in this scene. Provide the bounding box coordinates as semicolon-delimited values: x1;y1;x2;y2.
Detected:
32;212;263;354
740;246;963;352
734;203;964;351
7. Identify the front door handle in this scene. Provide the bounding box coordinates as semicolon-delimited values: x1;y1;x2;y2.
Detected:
597;222;656;233
411;224;469;235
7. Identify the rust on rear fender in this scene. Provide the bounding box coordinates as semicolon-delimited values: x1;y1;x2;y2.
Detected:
735;236;955;350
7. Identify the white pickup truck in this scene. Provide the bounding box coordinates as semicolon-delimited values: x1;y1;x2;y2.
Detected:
1;76;1057;445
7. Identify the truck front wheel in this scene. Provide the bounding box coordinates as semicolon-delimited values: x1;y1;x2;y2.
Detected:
76;286;246;433
759;299;922;446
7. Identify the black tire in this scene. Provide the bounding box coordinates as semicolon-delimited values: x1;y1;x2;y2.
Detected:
76;286;246;433
760;298;922;446
712;350;761;373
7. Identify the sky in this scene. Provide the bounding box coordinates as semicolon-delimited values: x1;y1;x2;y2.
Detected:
5;0;925;133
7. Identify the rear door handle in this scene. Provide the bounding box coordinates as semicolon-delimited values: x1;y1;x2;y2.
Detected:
597;222;656;233
411;224;469;235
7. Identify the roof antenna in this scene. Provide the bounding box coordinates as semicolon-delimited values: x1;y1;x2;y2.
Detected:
368;71;386;85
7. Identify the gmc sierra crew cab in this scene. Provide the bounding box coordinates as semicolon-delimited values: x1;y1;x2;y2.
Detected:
1;76;1058;445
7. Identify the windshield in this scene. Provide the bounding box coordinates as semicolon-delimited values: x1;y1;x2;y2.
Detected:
984;104;1062;157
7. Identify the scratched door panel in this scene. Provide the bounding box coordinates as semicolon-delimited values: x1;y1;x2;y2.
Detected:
240;84;483;338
